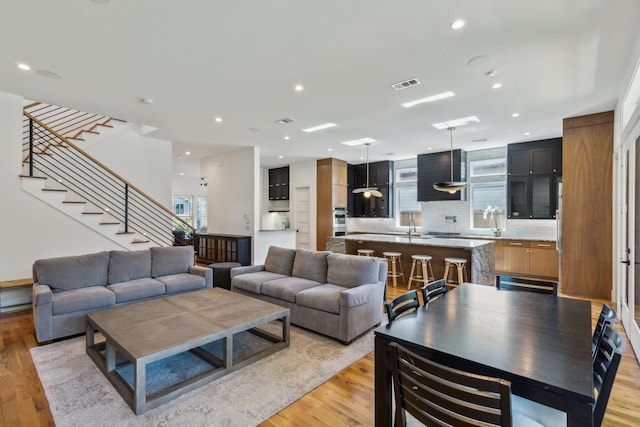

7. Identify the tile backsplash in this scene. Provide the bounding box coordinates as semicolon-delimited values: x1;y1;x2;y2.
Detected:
347;200;557;241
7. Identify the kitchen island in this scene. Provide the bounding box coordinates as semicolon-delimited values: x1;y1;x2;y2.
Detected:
326;234;494;285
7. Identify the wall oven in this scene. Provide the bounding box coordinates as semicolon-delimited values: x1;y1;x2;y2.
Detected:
333;208;347;236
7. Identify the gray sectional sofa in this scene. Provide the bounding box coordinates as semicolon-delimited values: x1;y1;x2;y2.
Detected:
231;246;387;343
32;246;212;343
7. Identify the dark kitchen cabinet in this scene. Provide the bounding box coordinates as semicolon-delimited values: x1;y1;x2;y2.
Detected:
507;138;561;219
417;149;467;201
347;161;393;217
268;166;289;200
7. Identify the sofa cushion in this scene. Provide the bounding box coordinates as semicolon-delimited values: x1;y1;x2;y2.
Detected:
296;284;347;314
108;250;152;284
106;278;165;303
261;277;322;303
292;249;330;283
231;271;289;294
151;246;194;278
264;246;296;276
34;251;110;292
326;253;379;288
155;273;205;294
52;286;116;315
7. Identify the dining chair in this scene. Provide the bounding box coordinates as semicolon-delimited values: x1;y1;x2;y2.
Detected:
384;290;420;324
420;279;447;305
512;324;626;427
592;303;617;358
388;342;542;427
495;275;558;296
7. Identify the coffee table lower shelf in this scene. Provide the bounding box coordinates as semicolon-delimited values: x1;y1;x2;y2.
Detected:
85;289;290;415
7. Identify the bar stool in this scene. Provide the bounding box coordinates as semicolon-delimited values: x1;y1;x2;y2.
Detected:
407;255;435;290
382;251;404;287
443;257;467;288
357;249;375;256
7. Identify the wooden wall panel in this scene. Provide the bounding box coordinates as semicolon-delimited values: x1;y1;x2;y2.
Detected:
561;111;614;299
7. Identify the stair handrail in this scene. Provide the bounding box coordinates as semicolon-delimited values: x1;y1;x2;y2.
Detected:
23;110;195;234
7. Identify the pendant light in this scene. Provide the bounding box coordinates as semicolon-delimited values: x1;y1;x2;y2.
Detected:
433;126;467;194
352;143;382;198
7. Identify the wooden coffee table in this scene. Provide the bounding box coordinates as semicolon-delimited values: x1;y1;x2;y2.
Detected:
85;288;290;414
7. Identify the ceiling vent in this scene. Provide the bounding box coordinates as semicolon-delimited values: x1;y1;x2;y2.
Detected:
392;78;420;90
275;118;294;124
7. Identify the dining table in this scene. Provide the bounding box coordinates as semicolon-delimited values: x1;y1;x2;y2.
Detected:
374;282;594;426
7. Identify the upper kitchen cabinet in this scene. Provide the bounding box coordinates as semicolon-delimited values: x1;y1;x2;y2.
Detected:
347;160;393;217
507;138;562;219
268;166;289;200
417;149;467;201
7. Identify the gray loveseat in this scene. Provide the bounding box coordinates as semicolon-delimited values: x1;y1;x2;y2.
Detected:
231;246;387;343
32;246;212;343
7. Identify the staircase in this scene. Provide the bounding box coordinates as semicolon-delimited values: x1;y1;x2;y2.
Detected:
20;102;193;249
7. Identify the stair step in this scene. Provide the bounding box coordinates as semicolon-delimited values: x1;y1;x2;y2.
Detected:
62;200;86;204
42;188;67;192
116;231;135;235
67;137;85;141
82;212;104;215
132;239;150;244
19;175;47;179
100;221;120;225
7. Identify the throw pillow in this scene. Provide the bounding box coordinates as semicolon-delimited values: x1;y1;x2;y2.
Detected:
292;249;330;283
264;246;296;275
151;246;194;277
108;249;152;284
34;251;110;291
326;253;379;288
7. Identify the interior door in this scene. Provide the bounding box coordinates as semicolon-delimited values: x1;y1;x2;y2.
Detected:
295;186;311;249
620;137;640;363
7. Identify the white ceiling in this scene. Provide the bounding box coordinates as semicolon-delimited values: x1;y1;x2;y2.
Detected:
2;0;640;176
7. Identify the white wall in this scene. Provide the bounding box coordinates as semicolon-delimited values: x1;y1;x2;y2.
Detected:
83;124;172;205
201;147;258;237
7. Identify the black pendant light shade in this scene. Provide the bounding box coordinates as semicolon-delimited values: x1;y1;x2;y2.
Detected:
352;143;382;198
433;127;467;194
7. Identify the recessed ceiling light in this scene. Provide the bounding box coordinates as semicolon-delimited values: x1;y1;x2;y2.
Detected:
360;156;364;160
402;91;455;108
302;123;337;133
328;148;333;152
492;83;503;89
279;155;283;159
180;172;184;176
512;113;520;118
37;69;62;79
18;63;31;71
432;116;480;130
428;147;433;150
450;19;466;30
524;132;531;136
185;151;191;155
341;137;376;146
294;84;304;92
215;117;222;123
284;136;290;140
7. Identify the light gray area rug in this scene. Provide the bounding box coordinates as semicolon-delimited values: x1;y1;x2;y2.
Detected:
31;326;375;427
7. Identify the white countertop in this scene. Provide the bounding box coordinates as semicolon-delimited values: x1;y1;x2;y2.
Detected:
335;233;494;249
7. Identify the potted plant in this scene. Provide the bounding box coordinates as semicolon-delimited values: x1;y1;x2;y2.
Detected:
483;205;504;237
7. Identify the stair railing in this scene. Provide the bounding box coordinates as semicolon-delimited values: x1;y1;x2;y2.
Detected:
22;110;194;247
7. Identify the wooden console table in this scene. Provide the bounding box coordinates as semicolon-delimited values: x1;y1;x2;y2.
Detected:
194;233;251;265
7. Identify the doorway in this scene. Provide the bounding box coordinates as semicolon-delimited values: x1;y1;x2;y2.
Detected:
295;186;311;249
619;136;640;363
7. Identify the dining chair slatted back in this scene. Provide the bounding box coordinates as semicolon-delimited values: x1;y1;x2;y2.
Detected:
495;275;557;296
592;303;617;358
421;279;447;305
389;342;513;427
384;290;420;324
593;324;626;427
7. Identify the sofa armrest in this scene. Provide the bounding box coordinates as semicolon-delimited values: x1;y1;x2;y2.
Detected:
230;265;265;278
339;282;381;307
189;265;213;288
33;283;53;305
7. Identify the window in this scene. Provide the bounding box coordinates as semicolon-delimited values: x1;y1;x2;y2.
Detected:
195;196;208;232
467;148;507;230
395;166;422;227
173;195;208;232
173;195;192;223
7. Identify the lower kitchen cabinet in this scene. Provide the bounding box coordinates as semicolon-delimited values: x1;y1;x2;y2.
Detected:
495;240;558;280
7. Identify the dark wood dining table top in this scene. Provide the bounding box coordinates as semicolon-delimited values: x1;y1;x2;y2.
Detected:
375;283;593;404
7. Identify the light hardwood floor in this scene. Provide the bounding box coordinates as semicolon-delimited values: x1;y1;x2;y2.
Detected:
1;286;639;426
